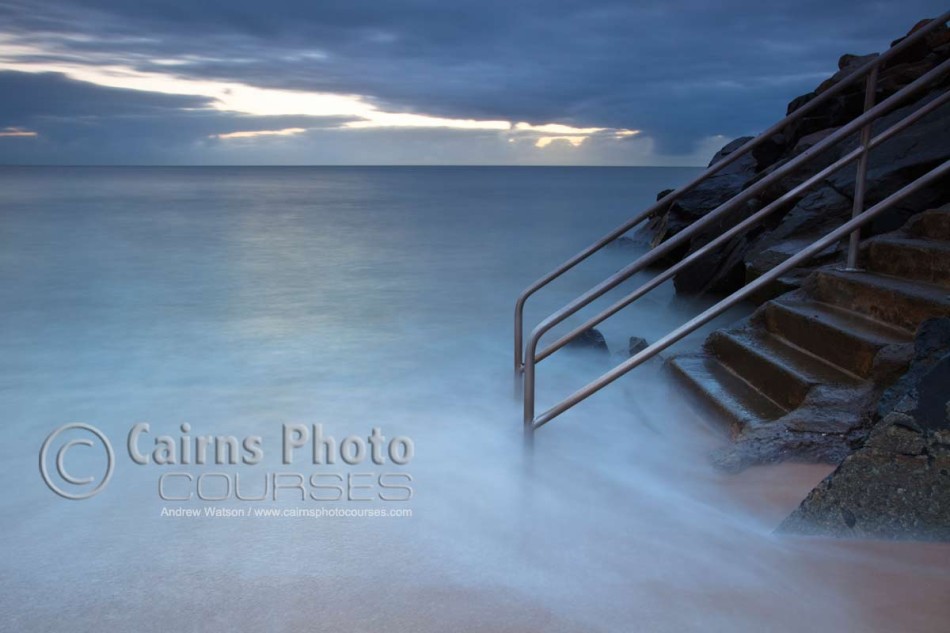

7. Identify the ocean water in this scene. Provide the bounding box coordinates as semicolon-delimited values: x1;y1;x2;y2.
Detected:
0;166;947;632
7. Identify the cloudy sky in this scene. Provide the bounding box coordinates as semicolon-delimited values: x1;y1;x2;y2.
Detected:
0;0;945;165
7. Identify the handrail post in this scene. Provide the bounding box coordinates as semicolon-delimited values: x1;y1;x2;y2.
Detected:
523;341;537;438
514;13;950;433
514;297;525;398
845;65;879;271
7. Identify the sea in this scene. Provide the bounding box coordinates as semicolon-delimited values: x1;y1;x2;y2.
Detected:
1;166;947;632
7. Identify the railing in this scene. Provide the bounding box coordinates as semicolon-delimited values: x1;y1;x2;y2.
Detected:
515;12;950;434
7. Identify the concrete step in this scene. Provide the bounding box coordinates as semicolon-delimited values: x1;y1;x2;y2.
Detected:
761;298;910;378
864;235;950;286
707;329;863;410
905;206;950;241
808;269;950;332
668;354;787;432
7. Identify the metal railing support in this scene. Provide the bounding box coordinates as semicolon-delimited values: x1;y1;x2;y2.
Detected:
521;58;950;429
513;11;950;386
534;88;950;365
846;65;880;270
531;161;949;430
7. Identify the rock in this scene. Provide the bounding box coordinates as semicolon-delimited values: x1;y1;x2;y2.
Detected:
627;336;648;356
826;91;950;234
641;16;950;298
814;53;879;96
672;230;752;295
778;392;950;540
711;380;878;473
605;236;643;251
878;318;950;417
780;319;950;539
751;133;787;169
888;18;950;67
791;127;839;155
639;136;757;254
564;327;608;355
743;184;852;280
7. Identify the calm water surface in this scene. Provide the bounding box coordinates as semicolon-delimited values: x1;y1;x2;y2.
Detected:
0;166;947;632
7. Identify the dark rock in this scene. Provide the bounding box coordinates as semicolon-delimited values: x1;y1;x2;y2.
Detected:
709;136;755;167
565;328;608;355
877;57;942;96
888;18;950;67
743;185;852;280
640;136;757;253
673;230;752;295
605;236;643;251
642;16;950;299
791;127;839;155
780;319;950;539
878;318;950;418
628;336;648;356
814;53;879;96
786;91;815;116
826;91;950;234
916;356;950;430
778;418;950;540
711;381;878;473
751;133;787;169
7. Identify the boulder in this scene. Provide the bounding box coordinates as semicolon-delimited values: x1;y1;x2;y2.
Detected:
642;17;950;297
564;327;608;355
779;318;950;539
778;378;950;540
790;126;839;155
639;136;757;254
826;91;950;234
627;336;648;356
877;318;950;417
743;184;852;281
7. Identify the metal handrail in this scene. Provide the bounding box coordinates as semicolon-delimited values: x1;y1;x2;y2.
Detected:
514;10;950;377
531;160;949;429
516;13;950;432
523;59;949;428
537;88;950;365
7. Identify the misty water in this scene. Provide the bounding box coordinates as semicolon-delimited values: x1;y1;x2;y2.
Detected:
1;166;947;632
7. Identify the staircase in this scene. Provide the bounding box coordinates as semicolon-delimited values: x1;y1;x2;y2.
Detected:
514;13;950;439
669;203;950;469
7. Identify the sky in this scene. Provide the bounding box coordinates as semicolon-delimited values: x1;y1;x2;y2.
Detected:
0;0;945;166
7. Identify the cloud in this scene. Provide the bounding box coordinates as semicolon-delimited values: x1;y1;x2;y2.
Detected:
0;126;37;137
0;0;946;164
212;127;308;140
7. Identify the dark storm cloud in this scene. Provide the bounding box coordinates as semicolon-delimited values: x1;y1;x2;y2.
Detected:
0;70;360;163
0;71;210;120
0;0;947;162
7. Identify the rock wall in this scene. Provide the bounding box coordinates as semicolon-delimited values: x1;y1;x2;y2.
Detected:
641;18;950;297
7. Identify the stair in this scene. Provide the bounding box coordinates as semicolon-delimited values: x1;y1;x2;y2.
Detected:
762;299;909;377
668;354;787;431
808;268;950;331
865;235;950;286
905;203;950;241
669;205;950;455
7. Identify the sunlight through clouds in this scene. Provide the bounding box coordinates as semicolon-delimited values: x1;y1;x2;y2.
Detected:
212;127;308;140
0;34;640;150
0;126;37;137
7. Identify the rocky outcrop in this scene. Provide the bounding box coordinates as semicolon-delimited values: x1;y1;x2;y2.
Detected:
779;318;950;539
643;17;950;297
564;327;608;354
